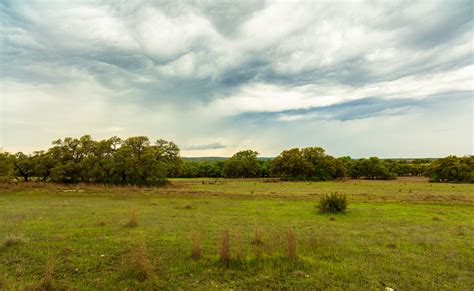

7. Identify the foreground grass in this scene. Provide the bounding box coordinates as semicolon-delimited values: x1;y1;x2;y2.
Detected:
0;179;473;289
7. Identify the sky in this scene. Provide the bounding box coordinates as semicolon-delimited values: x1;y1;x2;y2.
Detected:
0;0;473;158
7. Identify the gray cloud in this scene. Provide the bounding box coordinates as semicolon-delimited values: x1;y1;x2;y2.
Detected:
182;142;227;150
236;90;473;122
0;0;472;157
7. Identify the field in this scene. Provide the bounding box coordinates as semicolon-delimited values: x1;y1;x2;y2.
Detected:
0;178;473;289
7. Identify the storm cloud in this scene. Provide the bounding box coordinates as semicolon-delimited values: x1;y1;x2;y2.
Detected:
0;0;472;157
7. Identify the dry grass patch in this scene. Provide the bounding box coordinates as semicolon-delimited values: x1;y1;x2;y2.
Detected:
41;257;55;290
219;230;231;266
252;229;264;260
125;208;139;228
123;244;154;281
2;234;28;248
285;228;298;261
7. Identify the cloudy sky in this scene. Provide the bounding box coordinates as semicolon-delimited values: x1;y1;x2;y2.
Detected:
0;0;472;158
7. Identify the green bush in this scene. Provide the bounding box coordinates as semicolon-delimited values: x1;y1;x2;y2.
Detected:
318;192;348;213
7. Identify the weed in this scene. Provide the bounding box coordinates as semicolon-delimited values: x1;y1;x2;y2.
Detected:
125;208;138;227
252;229;264;260
124;244;154;281
285;228;298;261
219;230;231;265
41;257;54;290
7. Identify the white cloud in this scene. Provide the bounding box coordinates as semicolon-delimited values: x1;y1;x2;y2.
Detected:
1;0;472;156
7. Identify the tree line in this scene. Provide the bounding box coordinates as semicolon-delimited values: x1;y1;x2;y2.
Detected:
0;135;181;186
0;135;472;184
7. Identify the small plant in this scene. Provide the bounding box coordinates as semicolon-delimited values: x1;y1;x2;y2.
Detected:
125;208;138;227
126;244;153;281
285;228;298;261
252;229;264;260
219;230;231;265
190;233;202;260
2;234;28;247
41;257;54;290
318;192;348;213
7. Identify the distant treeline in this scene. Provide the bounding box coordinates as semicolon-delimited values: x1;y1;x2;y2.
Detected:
0;135;472;185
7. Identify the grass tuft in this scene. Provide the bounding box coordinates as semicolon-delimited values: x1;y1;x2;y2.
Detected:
124;244;154;281
125;208;139;227
190;232;202;260
219;230;231;265
285;228;298;261
2;234;28;248
41;257;54;290
252;229;264;260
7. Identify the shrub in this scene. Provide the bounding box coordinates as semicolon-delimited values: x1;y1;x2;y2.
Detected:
318;192;348;213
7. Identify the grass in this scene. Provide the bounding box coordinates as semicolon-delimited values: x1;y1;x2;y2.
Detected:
190;232;202;260
124;208;139;228
2;234;28;248
0;178;473;289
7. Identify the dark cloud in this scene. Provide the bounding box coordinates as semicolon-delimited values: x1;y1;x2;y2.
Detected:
1;0;472;156
235;90;473;122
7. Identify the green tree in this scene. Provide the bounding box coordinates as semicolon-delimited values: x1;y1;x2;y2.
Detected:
12;152;35;181
268;148;312;180
427;156;473;183
222;150;261;178
0;150;13;180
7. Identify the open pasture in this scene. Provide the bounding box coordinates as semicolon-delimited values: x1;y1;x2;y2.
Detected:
0;178;473;289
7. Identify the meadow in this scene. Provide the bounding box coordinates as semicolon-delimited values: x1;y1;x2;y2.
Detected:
0;178;473;289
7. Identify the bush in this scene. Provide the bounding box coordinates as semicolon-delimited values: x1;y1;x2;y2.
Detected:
318;192;348;213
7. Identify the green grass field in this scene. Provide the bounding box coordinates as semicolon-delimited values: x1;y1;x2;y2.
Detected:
1;178;473;289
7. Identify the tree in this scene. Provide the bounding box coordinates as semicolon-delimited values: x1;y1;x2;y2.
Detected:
269;147;348;180
49;135;95;183
268;148;312;180
427;156;473;183
12;152;36;181
349;158;396;180
0;150;13;180
222;150;261;178
152;139;183;177
32;151;55;181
